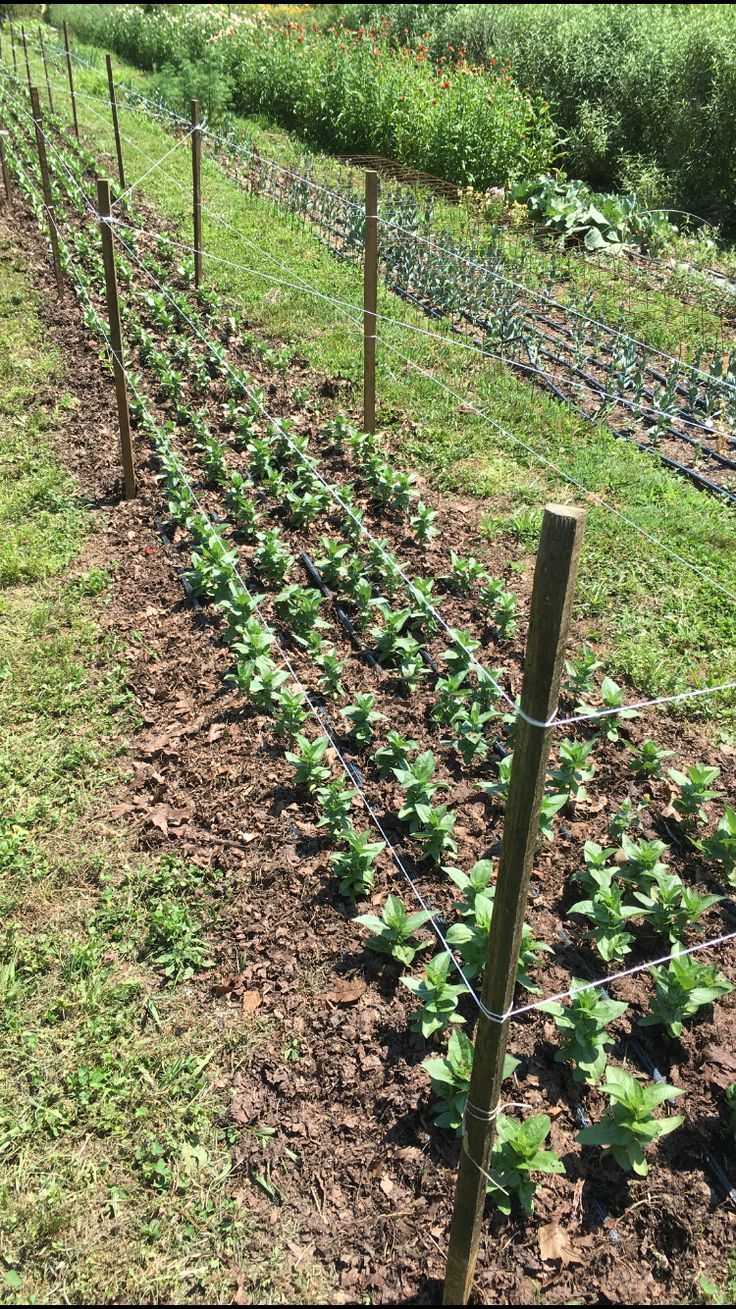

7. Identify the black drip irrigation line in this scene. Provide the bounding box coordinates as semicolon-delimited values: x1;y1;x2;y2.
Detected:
557;928;736;1207
155;517;206;620
300;548;380;672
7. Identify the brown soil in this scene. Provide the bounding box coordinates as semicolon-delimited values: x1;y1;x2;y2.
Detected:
5;143;736;1306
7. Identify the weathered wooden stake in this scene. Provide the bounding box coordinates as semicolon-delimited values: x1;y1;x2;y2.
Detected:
63;22;80;141
191;98;202;289
38;28;54;114
0;120;11;204
442;503;586;1306
363;168;378;435
9;21;18;77
97;177;136;500
21;25;32;96
30;87;64;298
106;54;125;191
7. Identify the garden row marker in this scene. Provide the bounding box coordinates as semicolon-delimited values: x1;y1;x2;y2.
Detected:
363;168;378;434
106;54;126;192
29;87;63;299
443;503;586;1306
39;28;53;115
191;98;202;289
63;22;80;142
97;176;136;500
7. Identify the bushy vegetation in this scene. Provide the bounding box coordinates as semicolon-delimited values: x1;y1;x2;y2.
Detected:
320;3;736;224
49;4;557;189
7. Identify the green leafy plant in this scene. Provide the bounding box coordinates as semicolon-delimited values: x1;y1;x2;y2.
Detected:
696;805;736;885
540;980;628;1083
576;1067;685;1175
373;731;418;779
485;1113;565;1214
330;829;384;899
569;868;640;962
409;803;458;863
640;947;733;1037
633;868;720;943
549;738;597;804
355;894;432;966
342;693;385;747
402;953;467;1039
316;779;357;840
285;734;331;795
669;764;722;826
628;739;673;779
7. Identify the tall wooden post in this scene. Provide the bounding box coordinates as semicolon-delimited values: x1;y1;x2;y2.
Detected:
97;177;136;500
63;22;80;141
39;28;54;114
0;120;11;204
363;169;378;435
106;54;125;191
9;21;18;77
30;87;64;298
191;98;202;289
442;503;586;1306
21;26;32;96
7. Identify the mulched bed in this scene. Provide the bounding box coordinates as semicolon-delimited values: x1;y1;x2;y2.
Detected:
5;172;736;1306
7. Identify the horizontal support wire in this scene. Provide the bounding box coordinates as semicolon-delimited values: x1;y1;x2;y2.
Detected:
8;123;736;1032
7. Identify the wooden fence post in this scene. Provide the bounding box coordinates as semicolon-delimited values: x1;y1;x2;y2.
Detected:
442;503;586;1306
0;119;10;204
97;177;136;500
106;54;125;191
39;28;54;114
21;25;32;96
9;21;17;77
30;86;64;298
191;98;202;289
363;168;378;435
63;22;80;141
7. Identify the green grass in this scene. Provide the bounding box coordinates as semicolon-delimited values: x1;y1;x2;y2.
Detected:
10;40;736;738
0;219;330;1304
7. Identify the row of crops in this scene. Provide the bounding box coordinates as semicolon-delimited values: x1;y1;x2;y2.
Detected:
21;30;736;505
211;131;736;503
4;71;736;1237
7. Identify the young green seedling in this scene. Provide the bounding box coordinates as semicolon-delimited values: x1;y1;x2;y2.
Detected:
563;646;602;700
695;804;736;885
342;693;386;747
402;953;467;1039
355;894;432;965
485;1114;565;1214
316;779;358;840
633;868;720;943
576;1067;685;1175
569;868;640;962
640;945;733;1038
668;764;722;826
540;979;628;1083
409;803;458;863
628;739;673;779
285;734;331;795
422;1031;520;1135
373;730;418;779
549;738;597;804
330;828;384;898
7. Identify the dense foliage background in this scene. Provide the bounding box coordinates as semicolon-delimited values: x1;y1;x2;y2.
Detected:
46;3;736;224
